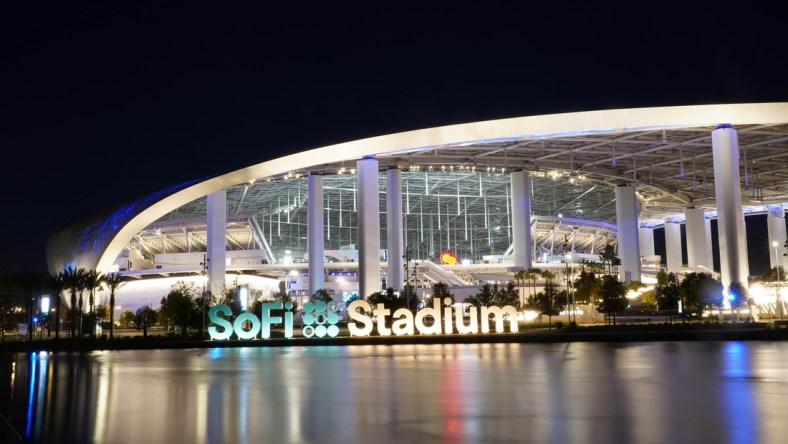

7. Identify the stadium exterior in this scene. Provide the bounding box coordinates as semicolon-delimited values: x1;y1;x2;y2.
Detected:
46;103;788;316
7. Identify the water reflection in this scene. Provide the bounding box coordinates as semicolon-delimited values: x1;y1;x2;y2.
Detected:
2;342;788;443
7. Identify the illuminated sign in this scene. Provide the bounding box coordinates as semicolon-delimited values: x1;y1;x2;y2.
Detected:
440;252;458;265
208;302;294;340
347;299;518;335
207;299;519;340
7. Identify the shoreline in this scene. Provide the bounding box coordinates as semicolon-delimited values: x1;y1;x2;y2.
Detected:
3;323;788;353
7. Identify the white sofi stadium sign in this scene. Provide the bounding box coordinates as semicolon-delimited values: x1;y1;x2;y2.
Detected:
207;298;519;340
347;298;519;336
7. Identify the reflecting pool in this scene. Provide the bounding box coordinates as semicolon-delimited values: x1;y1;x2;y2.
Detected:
2;341;788;443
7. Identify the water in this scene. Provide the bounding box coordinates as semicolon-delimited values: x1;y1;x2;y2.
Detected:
2;341;788;443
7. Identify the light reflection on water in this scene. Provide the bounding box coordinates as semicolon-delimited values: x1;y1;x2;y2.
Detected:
2;342;788;443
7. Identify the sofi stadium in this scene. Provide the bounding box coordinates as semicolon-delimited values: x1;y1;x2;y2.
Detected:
46;103;788;318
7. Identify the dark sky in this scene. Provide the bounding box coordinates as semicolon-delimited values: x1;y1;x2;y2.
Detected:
2;1;787;273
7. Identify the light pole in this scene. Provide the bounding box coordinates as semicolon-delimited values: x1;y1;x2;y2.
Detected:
774;241;783;320
201;253;208;336
403;247;412;311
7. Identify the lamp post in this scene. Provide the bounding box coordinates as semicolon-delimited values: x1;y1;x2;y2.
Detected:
774;241;783;321
200;253;208;337
403;247;412;311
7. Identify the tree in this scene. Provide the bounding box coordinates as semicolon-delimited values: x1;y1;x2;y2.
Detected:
494;281;521;309
599;244;621;276
368;287;418;314
222;286;241;309
103;272;125;339
526;280;566;329
524;268;543;299
679;272;712;318
76;270;88;335
45;272;66;339
14;270;43;341
758;266;787;283
639;290;658;311
655;270;681;323
596;275;627;324
120;310;136;328
727;282;750;322
83;269;103;315
134;306;158;338
699;277;724;318
159;281;198;336
514;270;527;304
311;289;333;303
195;290;215;337
0;272;18;334
429;282;455;306
573;270;600;304
466;283;496;308
61;267;86;338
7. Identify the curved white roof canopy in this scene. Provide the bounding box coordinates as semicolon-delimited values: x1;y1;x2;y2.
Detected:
46;102;788;273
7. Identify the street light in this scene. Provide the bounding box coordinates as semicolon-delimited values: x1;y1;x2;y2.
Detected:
403;247;412;311
200;253;209;336
774;241;783;320
563;235;573;324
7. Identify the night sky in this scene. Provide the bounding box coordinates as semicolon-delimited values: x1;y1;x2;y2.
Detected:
2;2;787;274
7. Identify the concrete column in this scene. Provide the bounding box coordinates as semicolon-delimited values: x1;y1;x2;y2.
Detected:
207;190;227;296
639;227;655;258
767;206;787;270
615;185;640;282
357;157;381;298
685;208;711;270
308;174;325;294
712;125;749;288
665;221;683;271
510;170;533;271
386;168;404;290
705;218;713;271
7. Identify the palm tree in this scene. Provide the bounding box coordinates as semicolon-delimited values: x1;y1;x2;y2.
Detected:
14;271;44;341
62;267;86;337
540;269;556;283
84;269;103;314
526;268;543;298
83;269;104;338
0;272;14;335
514;270;526;305
103;272;125;339
76;271;88;336
599;244;620;276
45;272;66;339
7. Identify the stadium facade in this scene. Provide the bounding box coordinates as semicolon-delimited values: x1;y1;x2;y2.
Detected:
46;103;788;315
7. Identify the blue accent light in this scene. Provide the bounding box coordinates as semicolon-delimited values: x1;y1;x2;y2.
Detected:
715;123;733;129
67;177;206;268
26;353;38;439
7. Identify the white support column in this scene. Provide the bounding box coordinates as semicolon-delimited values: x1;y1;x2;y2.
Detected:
705;218;713;271
615;185;641;282
386;168;404;290
712;125;749;288
767;205;787;270
207;190;227;296
685;208;711;270
357;157;381;298
308;174;325;294
639;227;655;258
510;170;533;271
664;221;683;272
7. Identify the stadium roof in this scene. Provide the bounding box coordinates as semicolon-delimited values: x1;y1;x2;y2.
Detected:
46;102;788;273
